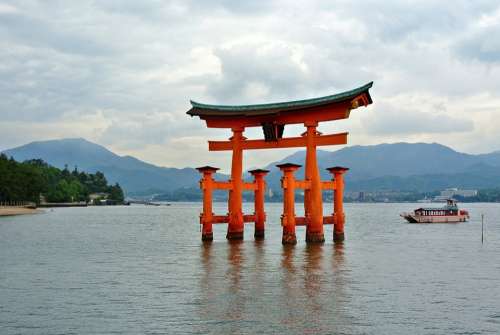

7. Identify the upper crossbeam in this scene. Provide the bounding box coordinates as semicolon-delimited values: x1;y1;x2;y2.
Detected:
208;132;348;151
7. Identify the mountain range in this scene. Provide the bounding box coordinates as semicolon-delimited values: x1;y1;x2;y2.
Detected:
3;138;500;195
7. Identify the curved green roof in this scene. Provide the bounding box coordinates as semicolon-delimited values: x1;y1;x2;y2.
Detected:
187;81;373;117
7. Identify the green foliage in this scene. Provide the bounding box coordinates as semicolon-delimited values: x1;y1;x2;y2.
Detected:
108;183;124;203
0;154;124;204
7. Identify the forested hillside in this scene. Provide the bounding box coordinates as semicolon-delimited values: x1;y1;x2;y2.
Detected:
0;154;124;204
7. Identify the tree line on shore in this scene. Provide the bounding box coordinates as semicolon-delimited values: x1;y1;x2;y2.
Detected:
0;154;124;204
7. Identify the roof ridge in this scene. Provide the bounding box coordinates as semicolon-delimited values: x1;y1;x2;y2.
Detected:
189;81;373;112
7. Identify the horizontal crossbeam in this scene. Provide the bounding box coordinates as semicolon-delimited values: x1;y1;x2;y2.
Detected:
294;216;335;226
321;181;336;190
212;181;232;190
281;180;336;190
207;181;257;191
242;182;257;191
210;214;257;224
209;132;348;151
295;180;311;190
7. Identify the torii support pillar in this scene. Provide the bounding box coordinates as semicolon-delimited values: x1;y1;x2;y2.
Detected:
304;121;325;243
249;169;269;239
196;166;219;241
277;163;301;245
327;167;349;242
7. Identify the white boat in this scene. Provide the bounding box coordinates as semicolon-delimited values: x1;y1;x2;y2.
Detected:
400;199;469;223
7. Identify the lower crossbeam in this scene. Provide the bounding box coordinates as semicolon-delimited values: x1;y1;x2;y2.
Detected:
207;214;257;224
293;216;335;226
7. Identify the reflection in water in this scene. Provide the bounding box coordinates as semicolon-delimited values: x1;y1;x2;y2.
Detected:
281;245;296;273
198;242;214;323
333;242;345;266
225;240;245;333
227;240;244;291
201;241;213;271
252;239;265;298
303;243;324;299
332;243;347;304
303;244;326;333
280;245;299;330
329;243;354;333
197;240;351;334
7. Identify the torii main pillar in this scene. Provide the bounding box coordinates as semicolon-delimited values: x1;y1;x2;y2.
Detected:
227;127;245;239
304;121;324;242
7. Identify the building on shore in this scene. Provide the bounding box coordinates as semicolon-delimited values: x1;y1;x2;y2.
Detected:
89;192;110;205
433;188;478;202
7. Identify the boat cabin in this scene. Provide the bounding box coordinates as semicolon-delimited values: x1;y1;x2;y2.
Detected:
415;199;459;216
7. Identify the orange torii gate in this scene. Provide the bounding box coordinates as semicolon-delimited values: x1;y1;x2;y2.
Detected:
187;82;373;243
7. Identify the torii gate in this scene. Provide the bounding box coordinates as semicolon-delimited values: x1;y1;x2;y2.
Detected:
187;82;373;244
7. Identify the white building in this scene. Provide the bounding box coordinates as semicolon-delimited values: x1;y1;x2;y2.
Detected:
434;188;477;202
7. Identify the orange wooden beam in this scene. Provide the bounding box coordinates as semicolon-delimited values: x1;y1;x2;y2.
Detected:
242;182;257;191
321;181;336;190
295;180;311;190
294;215;335;226
209;132;348;151
211;181;256;191
208;214;256;224
295;216;307;226
213;181;233;190
212;215;229;223
243;214;256;222
323;215;335;224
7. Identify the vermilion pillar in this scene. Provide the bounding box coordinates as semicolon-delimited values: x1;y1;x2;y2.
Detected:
277;163;301;245
249;169;269;239
327;166;349;242
304;122;325;243
227;127;245;240
196;166;219;241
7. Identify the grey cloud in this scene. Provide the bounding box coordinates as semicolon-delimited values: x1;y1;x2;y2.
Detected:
205;42;375;105
363;104;474;135
1;0;500;166
0;11;113;56
98;119;170;150
95;0;168;18
207;44;308;103
324;1;498;42
455;25;500;63
187;0;273;14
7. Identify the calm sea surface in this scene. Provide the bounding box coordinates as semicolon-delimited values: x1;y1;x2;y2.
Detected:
1;203;499;334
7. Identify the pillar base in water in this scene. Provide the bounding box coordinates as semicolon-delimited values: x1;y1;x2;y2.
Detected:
226;231;244;240
306;232;325;243
282;232;297;245
201;232;213;241
333;232;345;242
254;229;265;239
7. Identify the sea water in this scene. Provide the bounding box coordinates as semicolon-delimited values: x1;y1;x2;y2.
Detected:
1;203;499;334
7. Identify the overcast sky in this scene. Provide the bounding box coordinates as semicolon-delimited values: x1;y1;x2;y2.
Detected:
1;0;499;171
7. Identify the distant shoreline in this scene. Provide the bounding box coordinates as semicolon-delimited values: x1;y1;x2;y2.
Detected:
0;207;44;217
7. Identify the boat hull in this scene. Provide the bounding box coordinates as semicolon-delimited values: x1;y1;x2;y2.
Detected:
400;213;468;223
